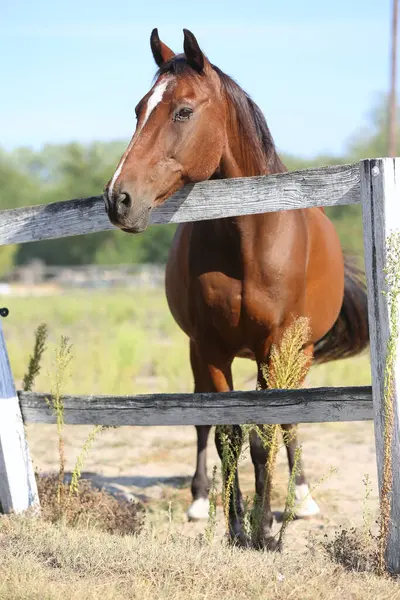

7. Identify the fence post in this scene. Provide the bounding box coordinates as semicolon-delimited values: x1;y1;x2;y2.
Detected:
360;157;400;573
0;319;39;514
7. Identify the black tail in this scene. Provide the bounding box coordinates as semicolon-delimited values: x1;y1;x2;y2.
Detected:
314;256;370;364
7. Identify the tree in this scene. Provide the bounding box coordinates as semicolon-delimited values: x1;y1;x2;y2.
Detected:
1;95;399;269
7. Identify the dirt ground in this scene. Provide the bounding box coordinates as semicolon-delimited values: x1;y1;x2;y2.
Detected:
26;417;379;550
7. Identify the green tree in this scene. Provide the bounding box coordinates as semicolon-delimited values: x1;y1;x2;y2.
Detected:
348;94;400;160
1;95;398;269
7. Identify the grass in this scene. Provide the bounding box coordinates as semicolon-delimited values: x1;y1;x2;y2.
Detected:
19;324;144;538
1;288;384;598
4;289;372;396
1;515;400;600
36;474;144;536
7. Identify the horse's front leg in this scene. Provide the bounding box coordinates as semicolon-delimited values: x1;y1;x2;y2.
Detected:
249;422;280;550
187;425;212;521
250;337;282;551
187;341;213;521
187;341;248;545
215;423;248;546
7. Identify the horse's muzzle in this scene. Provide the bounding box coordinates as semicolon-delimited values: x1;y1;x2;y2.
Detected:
104;192;151;233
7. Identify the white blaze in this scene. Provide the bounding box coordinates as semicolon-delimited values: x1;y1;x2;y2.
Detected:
108;77;171;202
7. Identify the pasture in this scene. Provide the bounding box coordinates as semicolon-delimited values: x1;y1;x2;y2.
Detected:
2;288;393;599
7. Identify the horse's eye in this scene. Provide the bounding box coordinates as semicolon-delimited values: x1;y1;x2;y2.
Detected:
174;107;193;122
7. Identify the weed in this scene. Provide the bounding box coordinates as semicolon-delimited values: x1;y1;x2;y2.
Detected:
362;473;373;541
377;230;400;574
46;336;73;505
22;323;48;392
69;425;105;497
213;317;320;549
322;525;377;573
256;317;313;548
217;425;243;532
204;465;218;543
278;445;302;548
37;473;144;535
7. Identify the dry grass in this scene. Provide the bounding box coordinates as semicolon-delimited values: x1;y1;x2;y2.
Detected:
1;291;389;595
36;473;144;536
1;515;399;600
320;526;378;573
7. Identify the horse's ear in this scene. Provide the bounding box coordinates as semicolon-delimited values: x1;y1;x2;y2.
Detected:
183;29;208;73
150;28;175;67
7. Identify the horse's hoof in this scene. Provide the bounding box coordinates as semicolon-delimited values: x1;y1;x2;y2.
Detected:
227;532;251;549
253;534;281;552
293;484;320;519
187;498;210;521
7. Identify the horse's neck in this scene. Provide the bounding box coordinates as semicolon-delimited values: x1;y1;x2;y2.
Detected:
215;130;286;237
218;118;285;177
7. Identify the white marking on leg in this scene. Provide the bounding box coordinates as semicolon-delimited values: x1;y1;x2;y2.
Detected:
187;497;210;521
108;77;172;202
293;483;320;518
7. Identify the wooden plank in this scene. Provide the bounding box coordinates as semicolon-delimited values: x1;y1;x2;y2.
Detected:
0;163;360;246
0;321;39;514
18;386;372;426
360;157;400;574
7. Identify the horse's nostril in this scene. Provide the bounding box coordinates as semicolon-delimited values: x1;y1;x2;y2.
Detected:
119;193;131;207
116;193;132;216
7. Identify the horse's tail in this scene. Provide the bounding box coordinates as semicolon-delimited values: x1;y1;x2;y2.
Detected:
313;256;370;364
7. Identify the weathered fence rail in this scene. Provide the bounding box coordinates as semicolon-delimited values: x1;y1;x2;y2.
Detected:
1;156;400;573
18;387;373;426
0;163;359;245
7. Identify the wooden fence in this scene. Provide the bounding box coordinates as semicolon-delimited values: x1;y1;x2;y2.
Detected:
0;157;399;572
4;262;165;289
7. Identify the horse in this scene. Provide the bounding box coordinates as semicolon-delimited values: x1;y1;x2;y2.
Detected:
104;28;369;548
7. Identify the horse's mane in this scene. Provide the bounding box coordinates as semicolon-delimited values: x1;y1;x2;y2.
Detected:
157;56;286;176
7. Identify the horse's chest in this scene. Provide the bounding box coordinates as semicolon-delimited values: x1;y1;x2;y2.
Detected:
191;272;281;342
193;271;243;327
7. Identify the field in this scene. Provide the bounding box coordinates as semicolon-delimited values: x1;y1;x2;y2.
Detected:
2;288;398;599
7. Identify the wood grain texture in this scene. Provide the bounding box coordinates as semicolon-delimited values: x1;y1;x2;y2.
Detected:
0;163;360;246
0;321;39;514
361;157;400;574
18;386;373;426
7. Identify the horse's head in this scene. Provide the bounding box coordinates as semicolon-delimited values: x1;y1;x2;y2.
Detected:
104;29;227;233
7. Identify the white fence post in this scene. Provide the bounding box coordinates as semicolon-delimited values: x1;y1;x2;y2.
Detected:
0;318;39;514
360;157;400;573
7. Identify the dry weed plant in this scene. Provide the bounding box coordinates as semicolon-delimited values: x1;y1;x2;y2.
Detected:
23;326;143;536
69;424;105;496
377;230;400;574
22;323;48;392
204;465;218;543
258;317;313;548
37;474;144;535
46;335;73;504
214;317;320;549
322;232;400;577
321;473;378;573
263;317;313;390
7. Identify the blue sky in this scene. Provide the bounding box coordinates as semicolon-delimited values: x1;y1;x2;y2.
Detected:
1;0;395;157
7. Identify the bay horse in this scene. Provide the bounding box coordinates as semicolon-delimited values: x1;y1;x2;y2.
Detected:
104;29;369;548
